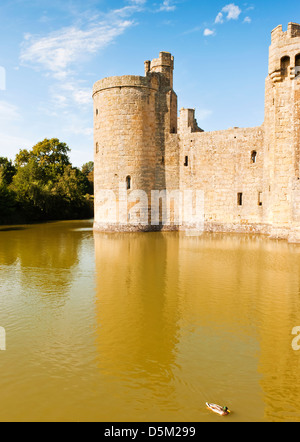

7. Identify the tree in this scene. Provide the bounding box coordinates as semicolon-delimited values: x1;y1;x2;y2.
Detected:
1;139;94;224
0;157;16;185
82;161;94;176
0;160;18;223
0;183;18;223
10;159;52;219
81;161;94;195
15;138;71;177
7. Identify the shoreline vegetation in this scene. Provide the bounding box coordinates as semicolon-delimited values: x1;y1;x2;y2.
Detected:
0;138;94;225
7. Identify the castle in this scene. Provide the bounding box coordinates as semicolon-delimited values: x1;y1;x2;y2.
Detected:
93;23;300;243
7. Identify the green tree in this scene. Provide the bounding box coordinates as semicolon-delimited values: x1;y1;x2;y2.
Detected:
1;139;93;224
0;157;17;185
15;138;71;177
81;161;94;176
10;159;52;219
54;166;93;218
0;183;18;223
81;161;94;195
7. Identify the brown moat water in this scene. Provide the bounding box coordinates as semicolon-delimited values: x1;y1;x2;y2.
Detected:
1;220;300;422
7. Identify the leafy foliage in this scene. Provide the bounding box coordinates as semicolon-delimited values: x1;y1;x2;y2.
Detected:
0;140;94;225
0;157;17;185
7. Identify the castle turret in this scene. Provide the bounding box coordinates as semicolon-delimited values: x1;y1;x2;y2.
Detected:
93;52;179;232
263;22;300;240
147;51;174;88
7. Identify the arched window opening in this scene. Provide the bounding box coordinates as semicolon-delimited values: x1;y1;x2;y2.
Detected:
126;176;131;190
281;56;290;79
295;54;300;77
184;156;189;167
251;150;257;164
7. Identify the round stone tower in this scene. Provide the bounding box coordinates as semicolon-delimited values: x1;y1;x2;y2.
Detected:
93;52;178;232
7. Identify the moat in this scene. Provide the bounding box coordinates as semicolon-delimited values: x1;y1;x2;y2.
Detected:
1;220;300;422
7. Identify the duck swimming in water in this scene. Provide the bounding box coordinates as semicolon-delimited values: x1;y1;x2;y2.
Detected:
206;403;231;416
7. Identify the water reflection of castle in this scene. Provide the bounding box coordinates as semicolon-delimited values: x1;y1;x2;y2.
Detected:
94;232;300;421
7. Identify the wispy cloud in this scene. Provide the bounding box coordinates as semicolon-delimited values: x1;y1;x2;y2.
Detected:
20;20;133;78
19;5;143;110
49;81;92;109
0;101;21;121
127;0;147;4
158;0;177;12
182;26;202;35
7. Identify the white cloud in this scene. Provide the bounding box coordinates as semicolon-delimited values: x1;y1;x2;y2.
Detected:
215;4;242;24
20;20;133;76
204;28;215;36
127;0;147;4
215;12;224;24
48;80;92;110
158;1;176;12
19;5;141;111
244;16;252;23
222;4;242;20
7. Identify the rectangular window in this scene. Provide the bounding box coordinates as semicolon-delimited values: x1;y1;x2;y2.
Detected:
237;193;243;206
184;156;189;167
258;192;263;206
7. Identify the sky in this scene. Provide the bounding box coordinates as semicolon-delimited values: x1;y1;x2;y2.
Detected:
0;0;299;167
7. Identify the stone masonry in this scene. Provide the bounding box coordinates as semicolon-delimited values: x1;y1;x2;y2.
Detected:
93;23;300;243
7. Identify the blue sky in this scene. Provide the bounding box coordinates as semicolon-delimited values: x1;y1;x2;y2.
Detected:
0;0;299;167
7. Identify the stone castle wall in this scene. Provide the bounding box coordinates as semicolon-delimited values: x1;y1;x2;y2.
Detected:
93;24;300;242
178;110;266;233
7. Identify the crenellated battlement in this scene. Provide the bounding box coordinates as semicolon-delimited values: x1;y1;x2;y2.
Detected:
288;22;300;38
271;22;300;43
269;23;300;81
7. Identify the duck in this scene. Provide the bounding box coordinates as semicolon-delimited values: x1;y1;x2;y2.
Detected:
206;403;231;416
